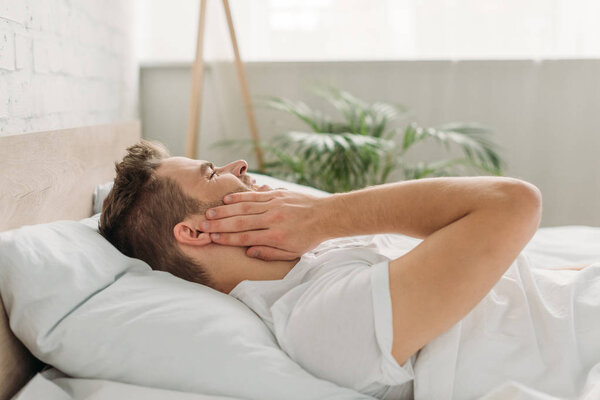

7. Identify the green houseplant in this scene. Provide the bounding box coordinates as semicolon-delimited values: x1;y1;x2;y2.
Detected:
218;86;506;193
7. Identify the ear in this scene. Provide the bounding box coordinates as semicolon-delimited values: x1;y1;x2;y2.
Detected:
173;218;212;247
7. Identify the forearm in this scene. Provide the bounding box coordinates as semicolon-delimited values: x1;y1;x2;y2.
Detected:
317;176;540;240
203;175;541;261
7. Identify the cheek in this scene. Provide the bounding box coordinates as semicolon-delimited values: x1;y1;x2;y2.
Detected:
210;178;245;200
224;175;250;190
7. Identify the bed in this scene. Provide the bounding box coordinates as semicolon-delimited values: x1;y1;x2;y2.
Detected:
0;121;373;400
0;122;142;399
1;122;599;400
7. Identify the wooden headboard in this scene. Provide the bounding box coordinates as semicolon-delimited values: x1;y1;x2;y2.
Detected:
0;121;141;400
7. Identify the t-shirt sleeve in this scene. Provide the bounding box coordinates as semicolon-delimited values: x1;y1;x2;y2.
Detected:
270;260;415;394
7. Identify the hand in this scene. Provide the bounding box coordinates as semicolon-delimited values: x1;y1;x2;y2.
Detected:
202;190;327;261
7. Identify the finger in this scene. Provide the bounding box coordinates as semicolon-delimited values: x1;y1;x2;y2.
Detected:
257;185;272;192
196;232;213;245
209;230;274;247
224;190;280;204
206;201;269;220
202;214;268;233
247;246;300;261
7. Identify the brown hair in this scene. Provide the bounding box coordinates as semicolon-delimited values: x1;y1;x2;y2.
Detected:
99;140;215;287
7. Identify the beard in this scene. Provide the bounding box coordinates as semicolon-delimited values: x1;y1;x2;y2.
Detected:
239;173;254;188
196;185;251;215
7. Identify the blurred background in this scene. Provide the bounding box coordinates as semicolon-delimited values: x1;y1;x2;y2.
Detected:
0;0;599;226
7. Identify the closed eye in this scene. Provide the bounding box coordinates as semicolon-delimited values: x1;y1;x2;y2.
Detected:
201;162;216;180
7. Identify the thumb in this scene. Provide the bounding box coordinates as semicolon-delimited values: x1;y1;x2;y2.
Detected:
247;246;300;261
257;184;272;192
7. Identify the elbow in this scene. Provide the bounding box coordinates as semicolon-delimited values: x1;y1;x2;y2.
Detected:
497;178;543;229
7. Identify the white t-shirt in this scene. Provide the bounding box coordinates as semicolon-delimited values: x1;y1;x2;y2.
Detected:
229;234;423;400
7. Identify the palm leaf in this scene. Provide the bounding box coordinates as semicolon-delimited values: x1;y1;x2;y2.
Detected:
261;97;332;133
400;122;505;175
270;131;394;192
218;86;507;191
312;86;409;137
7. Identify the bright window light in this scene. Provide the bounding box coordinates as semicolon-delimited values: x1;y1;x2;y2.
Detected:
136;0;600;63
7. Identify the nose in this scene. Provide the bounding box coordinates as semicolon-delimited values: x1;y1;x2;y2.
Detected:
220;160;248;177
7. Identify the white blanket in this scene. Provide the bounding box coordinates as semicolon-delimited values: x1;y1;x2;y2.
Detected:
413;226;600;400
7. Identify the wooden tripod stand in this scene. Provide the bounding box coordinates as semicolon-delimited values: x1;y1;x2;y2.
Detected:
185;0;265;171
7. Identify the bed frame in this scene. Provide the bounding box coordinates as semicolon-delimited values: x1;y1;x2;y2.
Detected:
0;121;141;400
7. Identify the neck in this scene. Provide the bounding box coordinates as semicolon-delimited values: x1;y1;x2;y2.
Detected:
195;244;299;294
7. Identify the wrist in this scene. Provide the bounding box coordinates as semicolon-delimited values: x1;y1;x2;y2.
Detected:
313;193;347;242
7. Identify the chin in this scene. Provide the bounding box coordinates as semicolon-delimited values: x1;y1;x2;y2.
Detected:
241;176;256;191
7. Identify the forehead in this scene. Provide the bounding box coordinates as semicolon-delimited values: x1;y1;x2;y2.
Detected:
156;157;207;177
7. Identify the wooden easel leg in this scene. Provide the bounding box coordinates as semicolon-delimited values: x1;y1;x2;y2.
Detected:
186;0;208;159
222;0;265;172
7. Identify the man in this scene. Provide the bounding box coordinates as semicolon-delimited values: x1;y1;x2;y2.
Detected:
100;139;547;398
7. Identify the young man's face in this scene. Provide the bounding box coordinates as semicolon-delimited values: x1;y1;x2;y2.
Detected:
156;156;256;205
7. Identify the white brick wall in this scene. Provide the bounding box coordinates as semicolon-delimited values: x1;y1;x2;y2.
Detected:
0;0;138;136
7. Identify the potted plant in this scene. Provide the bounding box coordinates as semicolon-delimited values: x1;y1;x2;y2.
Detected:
217;86;506;193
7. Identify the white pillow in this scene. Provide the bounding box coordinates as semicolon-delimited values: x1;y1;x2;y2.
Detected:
0;217;372;399
93;181;115;214
0;217;149;352
250;173;330;197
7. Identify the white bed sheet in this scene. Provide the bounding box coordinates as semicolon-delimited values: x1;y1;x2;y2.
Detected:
414;224;600;400
522;225;600;268
13;368;243;400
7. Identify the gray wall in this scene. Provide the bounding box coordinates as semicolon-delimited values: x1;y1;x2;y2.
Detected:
140;60;600;228
0;0;138;136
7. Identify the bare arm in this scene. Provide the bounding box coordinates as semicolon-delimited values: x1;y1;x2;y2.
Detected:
203;176;541;260
206;177;542;365
386;183;542;364
317;176;538;239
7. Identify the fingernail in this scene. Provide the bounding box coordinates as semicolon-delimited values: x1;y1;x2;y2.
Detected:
250;250;258;257
202;221;209;230
207;209;216;218
224;195;231;203
212;233;220;240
